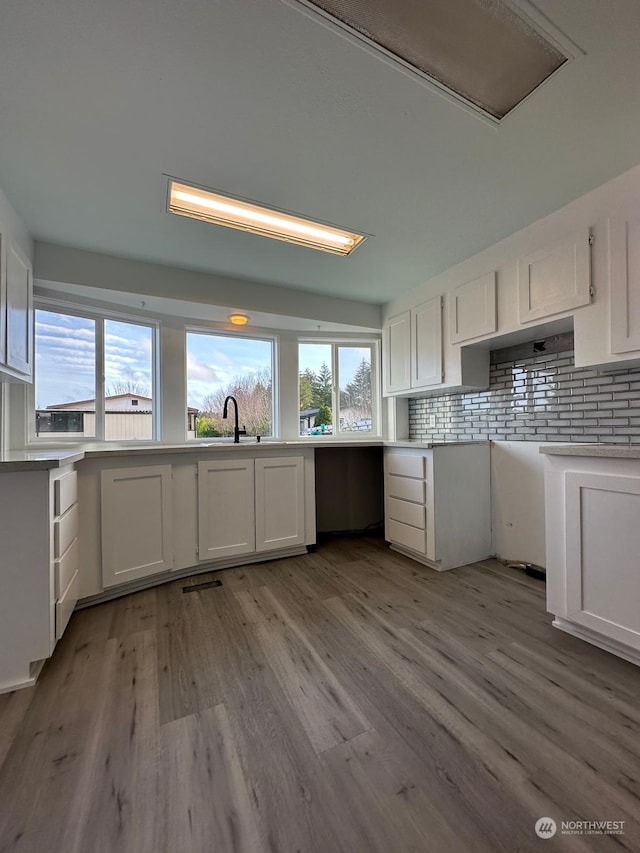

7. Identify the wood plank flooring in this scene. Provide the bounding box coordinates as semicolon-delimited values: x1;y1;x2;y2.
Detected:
1;536;640;852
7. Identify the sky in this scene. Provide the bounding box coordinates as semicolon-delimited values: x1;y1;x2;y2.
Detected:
186;332;273;409
35;310;153;408
35;309;371;412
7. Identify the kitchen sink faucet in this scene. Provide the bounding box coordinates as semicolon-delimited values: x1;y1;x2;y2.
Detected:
223;395;247;443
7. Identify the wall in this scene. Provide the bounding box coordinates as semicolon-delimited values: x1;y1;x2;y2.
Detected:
381;163;640;568
35;242;382;331
314;447;384;534
409;341;640;445
383;161;640;377
409;339;640;566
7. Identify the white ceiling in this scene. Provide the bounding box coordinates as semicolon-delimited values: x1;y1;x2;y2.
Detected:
0;0;639;306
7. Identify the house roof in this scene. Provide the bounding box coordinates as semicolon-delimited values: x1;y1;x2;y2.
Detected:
1;1;639;307
45;393;198;413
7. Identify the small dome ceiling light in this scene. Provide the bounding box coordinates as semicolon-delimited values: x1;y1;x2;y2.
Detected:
229;313;249;326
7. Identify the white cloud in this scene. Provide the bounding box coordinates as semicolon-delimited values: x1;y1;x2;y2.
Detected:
186;350;224;383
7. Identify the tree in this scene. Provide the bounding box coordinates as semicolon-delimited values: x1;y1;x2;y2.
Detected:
314;404;332;427
316;362;333;408
341;358;371;421
106;378;151;397
299;369;315;410
198;368;272;437
196;415;222;438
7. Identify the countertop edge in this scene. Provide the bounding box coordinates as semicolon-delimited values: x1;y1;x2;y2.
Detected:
0;438;489;469
540;444;640;458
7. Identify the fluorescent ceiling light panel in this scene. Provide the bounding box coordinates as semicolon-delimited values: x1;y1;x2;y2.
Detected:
293;0;573;120
168;180;366;256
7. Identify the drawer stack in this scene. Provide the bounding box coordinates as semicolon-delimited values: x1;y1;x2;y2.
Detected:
52;470;79;639
385;451;427;556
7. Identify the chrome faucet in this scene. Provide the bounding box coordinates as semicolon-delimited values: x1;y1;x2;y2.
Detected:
222;395;247;443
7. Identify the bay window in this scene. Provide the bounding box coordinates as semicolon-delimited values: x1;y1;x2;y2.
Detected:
186;330;275;439
34;307;156;441
298;342;378;437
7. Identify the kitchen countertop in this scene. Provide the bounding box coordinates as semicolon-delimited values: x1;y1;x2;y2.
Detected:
540;444;640;458
0;449;86;472
0;439;489;471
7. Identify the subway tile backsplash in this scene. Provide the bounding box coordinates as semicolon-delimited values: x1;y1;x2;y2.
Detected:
409;348;640;444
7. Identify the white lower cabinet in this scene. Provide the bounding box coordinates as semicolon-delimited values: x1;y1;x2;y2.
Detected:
255;456;305;551
198;458;255;560
0;464;79;694
543;452;640;665
90;451;313;596
384;444;491;571
198;455;306;559
101;464;174;587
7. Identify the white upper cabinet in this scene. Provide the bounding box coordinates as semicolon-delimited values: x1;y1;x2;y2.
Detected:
0;237;33;381
382;310;411;394
449;271;497;344
518;229;591;323
610;206;640;353
383;299;443;396
411;297;443;389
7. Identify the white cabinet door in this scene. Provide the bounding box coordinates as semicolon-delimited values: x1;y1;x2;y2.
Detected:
255;456;305;551
382;311;411;394
411;297;443;388
449;272;497;344
518;229;591;323
5;245;32;377
610;207;640;353
101;465;174;587
565;471;640;651
197;459;255;560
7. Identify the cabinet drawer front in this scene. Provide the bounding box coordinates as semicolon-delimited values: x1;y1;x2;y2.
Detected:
387;519;426;554
54;503;79;559
386;453;425;479
54;471;78;517
55;537;79;600
56;570;79;640
388;497;425;529
387;475;425;503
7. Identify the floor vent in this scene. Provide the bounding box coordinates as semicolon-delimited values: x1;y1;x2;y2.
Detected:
183;578;223;593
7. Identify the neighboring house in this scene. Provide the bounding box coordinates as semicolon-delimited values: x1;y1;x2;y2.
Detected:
36;393;199;440
299;407;320;433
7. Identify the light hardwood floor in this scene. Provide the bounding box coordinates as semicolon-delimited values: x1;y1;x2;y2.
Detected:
1;536;639;852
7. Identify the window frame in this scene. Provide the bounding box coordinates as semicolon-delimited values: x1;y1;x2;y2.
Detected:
297;337;381;440
31;297;160;445
185;325;278;440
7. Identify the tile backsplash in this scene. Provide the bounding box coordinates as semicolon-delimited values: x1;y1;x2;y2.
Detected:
409;343;640;444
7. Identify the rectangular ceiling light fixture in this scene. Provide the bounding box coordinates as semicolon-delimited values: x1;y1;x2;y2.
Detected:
290;0;579;121
167;180;366;256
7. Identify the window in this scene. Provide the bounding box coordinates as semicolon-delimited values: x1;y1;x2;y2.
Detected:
299;342;378;437
186;331;274;439
34;308;156;441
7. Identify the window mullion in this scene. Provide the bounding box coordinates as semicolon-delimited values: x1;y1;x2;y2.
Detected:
95;319;105;441
332;344;340;433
